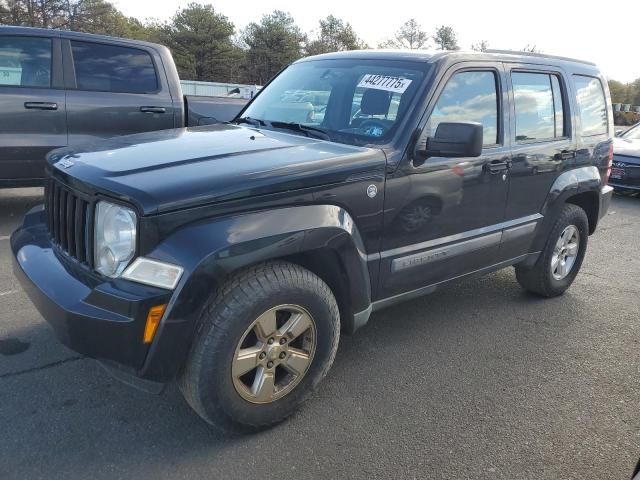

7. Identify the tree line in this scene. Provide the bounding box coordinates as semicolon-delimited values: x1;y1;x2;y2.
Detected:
1;0;637;95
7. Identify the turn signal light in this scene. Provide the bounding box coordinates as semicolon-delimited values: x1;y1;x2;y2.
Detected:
143;304;167;344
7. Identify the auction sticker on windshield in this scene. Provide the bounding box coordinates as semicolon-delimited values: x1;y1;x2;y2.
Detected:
357;74;412;94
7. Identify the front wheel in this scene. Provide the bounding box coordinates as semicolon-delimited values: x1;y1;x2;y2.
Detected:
515;204;589;297
178;262;340;431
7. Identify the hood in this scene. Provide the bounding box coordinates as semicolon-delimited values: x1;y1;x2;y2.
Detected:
613;136;640;160
48;124;384;214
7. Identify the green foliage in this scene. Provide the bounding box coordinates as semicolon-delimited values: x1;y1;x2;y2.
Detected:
0;0;147;36
609;79;640;106
378;19;429;50
158;3;240;82
433;25;459;50
306;15;367;55
240;10;304;84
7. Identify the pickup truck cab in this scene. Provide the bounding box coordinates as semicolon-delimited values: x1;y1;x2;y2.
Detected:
0;26;246;187
12;49;614;431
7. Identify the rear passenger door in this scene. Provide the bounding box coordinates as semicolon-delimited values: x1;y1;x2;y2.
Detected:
63;39;175;144
499;66;575;259
0;35;66;184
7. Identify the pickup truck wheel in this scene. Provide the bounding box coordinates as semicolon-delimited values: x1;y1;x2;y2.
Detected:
515;204;588;297
178;262;340;431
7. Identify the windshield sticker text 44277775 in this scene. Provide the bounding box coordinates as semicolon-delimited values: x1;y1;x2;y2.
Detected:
357;74;413;94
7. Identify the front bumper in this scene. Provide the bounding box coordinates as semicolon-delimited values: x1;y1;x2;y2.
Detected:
609;157;640;190
11;206;173;380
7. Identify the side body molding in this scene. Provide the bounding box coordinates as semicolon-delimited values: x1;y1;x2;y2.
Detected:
140;204;371;381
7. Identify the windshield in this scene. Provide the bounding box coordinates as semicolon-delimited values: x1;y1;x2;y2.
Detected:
240;59;429;146
622;123;640;141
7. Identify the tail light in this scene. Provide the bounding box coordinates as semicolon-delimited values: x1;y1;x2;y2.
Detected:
603;142;613;185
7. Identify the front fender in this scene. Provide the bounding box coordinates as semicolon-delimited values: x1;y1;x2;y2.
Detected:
139;204;371;381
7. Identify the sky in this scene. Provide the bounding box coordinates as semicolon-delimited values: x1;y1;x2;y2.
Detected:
113;0;638;83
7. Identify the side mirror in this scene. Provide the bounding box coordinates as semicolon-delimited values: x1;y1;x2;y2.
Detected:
615;129;624;137
417;122;483;159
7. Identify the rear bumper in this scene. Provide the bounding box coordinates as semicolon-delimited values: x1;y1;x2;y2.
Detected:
599;185;614;220
11;206;173;379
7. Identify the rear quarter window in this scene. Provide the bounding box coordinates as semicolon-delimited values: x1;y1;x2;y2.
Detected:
573;75;608;137
71;41;158;94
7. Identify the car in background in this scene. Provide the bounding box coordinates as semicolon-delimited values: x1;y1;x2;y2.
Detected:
610;122;640;192
0;26;247;187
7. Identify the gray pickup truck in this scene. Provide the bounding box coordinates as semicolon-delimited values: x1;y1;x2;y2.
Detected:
0;26;247;187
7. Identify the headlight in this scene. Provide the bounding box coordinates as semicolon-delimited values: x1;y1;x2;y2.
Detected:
94;201;137;277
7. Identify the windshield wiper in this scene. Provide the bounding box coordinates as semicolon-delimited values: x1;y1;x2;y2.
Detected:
268;121;331;141
235;116;267;127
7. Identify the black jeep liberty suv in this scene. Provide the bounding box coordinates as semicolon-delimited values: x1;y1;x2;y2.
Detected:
12;50;614;431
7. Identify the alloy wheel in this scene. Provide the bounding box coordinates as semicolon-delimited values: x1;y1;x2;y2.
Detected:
551;225;580;280
231;305;317;404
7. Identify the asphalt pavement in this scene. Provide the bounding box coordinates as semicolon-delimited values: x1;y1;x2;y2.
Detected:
1;187;639;480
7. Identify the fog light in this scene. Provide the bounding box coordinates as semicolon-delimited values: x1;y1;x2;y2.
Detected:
121;257;184;290
144;304;167;344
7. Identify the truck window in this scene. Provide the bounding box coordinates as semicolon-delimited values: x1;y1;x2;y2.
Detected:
0;36;51;88
428;71;499;146
573;75;608;137
70;41;158;94
512;72;565;142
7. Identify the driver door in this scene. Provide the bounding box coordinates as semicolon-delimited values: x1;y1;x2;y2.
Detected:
378;64;511;299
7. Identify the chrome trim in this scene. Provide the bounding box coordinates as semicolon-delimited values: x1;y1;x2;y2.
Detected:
380;213;543;260
391;232;502;273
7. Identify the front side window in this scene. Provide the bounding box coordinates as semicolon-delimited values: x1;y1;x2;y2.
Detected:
573;75;608;137
512;72;565;141
0;36;51;88
241;59;428;146
427;71;499;146
71;41;158;93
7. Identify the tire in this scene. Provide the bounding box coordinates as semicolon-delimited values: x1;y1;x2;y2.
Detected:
178;261;340;432
515;204;589;297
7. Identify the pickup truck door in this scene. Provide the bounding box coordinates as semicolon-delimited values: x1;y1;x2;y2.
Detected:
377;64;511;300
62;39;176;144
0;35;66;185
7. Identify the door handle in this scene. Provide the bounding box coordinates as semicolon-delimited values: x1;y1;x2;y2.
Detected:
485;159;511;173
24;102;58;110
140;106;166;114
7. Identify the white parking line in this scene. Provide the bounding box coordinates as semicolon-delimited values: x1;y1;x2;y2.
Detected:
0;290;19;297
0;235;9;241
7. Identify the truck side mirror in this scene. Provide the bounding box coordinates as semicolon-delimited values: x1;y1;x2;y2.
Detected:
416;122;483;159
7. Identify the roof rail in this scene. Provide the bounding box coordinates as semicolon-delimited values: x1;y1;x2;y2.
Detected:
484;49;596;66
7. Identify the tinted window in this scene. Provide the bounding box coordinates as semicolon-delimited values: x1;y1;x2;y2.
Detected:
573;75;608;136
429;71;499;145
512;72;565;141
71;41;157;93
0;36;51;88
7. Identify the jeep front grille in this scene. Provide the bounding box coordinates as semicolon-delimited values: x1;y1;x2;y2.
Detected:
44;178;93;266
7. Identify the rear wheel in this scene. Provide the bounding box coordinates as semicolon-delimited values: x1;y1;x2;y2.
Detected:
178;262;340;431
515;204;589;297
